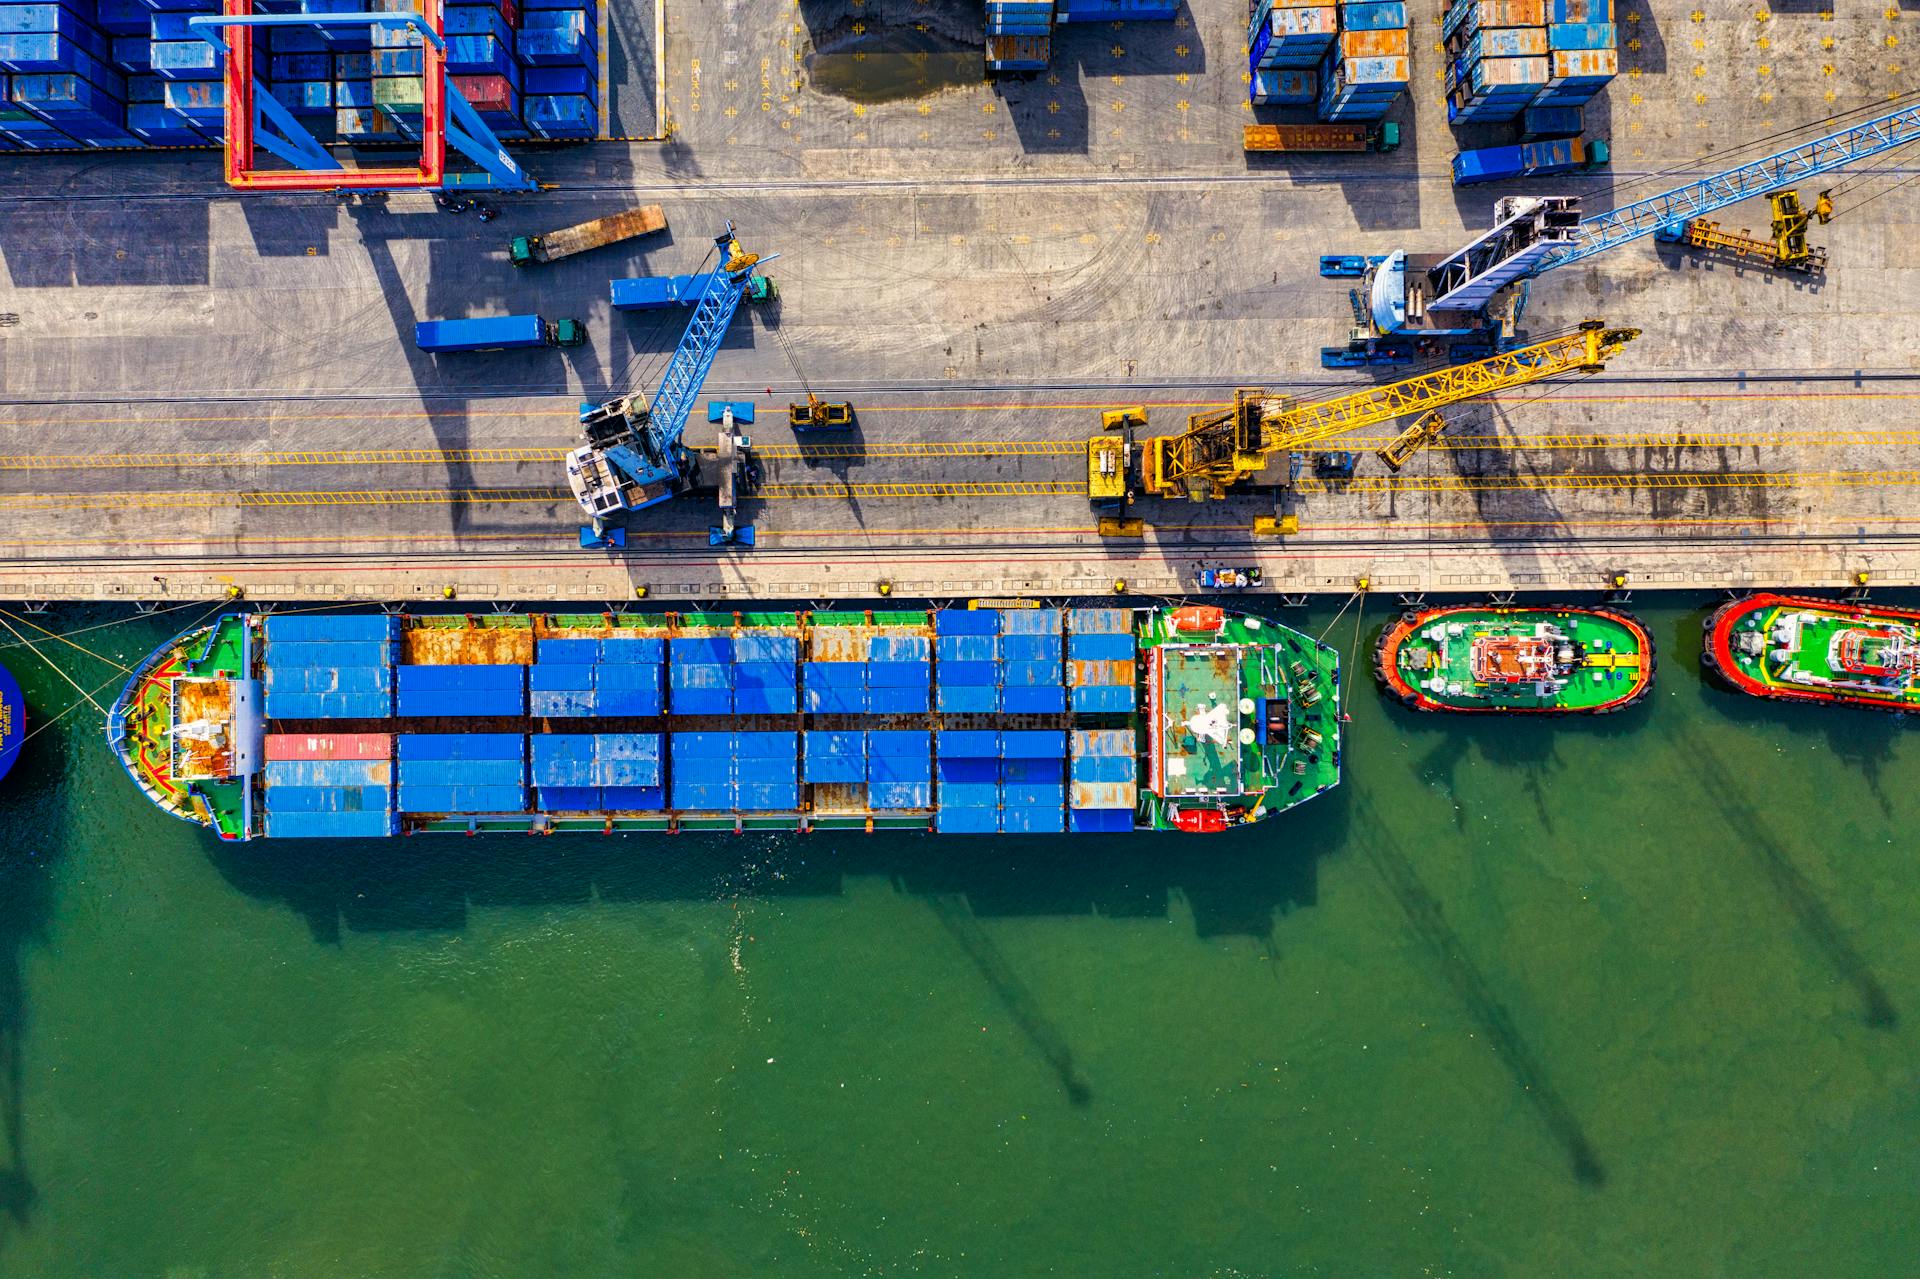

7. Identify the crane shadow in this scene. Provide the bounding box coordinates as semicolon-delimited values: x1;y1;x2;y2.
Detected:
1353;794;1607;1187
925;892;1093;1107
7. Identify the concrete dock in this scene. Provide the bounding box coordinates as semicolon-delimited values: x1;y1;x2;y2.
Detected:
1;0;1917;602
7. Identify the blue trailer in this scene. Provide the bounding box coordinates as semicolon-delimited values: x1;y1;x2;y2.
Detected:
612;273;777;311
1451;136;1610;186
414;314;585;352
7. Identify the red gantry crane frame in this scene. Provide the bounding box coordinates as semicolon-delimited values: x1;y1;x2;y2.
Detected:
192;0;537;191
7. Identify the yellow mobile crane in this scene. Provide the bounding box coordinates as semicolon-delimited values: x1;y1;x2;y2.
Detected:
1141;321;1640;501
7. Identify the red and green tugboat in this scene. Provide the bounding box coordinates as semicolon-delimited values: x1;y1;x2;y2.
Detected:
1376;604;1654;714
1704;593;1920;711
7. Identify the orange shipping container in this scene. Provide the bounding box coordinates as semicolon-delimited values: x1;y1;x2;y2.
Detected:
1340;29;1409;59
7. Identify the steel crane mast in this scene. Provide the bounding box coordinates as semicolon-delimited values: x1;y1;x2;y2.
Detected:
568;224;772;535
1537;100;1920;273
1146;323;1639;501
1353;99;1920;339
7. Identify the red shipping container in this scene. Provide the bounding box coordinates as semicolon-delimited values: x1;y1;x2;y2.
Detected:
451;74;515;111
264;732;393;761
499;0;519;29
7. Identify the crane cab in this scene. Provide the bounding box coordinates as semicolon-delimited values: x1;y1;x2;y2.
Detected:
790;394;854;431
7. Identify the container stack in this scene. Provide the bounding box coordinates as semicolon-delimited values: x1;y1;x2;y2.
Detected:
0;0;597;153
1317;1;1407;123
935;729;1068;834
934;608;1070;716
670;732;798;812
260;614;397;719
529;635;665;717
262;732;398;839
668;635;735;715
1533;0;1613;120
397;662;526;717
1444;0;1611;127
531;732;663;812
396;732;527;814
1066;608;1136;712
984;0;1051;74
1069;728;1137;833
1247;1;1336;107
0;0;135;148
803;730;934;811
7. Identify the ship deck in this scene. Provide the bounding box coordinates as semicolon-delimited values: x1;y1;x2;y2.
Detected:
3;1;1920;602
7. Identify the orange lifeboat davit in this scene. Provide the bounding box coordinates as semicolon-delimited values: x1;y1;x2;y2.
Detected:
1171;605;1226;634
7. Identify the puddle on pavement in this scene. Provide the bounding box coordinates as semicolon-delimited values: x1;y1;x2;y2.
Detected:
806;21;983;104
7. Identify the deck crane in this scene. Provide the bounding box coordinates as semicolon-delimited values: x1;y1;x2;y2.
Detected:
1144;322;1639;502
568;223;775;545
1337;99;1920;358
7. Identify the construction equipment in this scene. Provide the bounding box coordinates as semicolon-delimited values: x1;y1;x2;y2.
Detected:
567;223;775;541
1089;407;1142;528
1144;323;1638;501
1661;188;1831;274
510;204;667;266
789;394;855;431
709;405;757;547
1376;410;1449;472
1339;102;1920;350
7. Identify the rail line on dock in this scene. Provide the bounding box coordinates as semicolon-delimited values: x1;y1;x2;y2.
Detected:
2;431;1919;475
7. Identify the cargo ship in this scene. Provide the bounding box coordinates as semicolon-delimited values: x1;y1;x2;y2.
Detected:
1703;593;1920;711
1375;604;1653;713
104;604;1341;840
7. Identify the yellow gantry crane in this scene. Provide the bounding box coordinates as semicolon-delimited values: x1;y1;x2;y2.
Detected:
1142;321;1640;501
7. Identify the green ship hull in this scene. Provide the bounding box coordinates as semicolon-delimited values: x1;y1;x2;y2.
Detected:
1375;604;1654;714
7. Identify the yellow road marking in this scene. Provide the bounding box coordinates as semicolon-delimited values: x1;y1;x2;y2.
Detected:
3;430;1917;473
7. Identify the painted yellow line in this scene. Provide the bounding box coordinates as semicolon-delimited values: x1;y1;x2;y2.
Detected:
756;481;1086;499
1295;470;1920;494
0;448;567;471
4;429;1909;473
0;488;572;512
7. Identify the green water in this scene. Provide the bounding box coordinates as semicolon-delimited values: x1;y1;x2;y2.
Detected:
0;599;1915;1276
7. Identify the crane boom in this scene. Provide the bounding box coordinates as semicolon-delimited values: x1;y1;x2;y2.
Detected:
567;224;771;532
1354;101;1920;337
1147;323;1638;500
1535;100;1920;274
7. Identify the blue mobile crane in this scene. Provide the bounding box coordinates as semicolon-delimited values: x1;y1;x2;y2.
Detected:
1325;99;1920;366
568;223;775;547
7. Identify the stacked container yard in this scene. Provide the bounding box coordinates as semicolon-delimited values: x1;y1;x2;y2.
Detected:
983;0;1051;75
1532;0;1613;122
397;732;526;814
531;733;662;812
1316;1;1407;124
1245;1;1406;123
1443;0;1612;128
1247;1;1336;107
260;614;397;719
1442;0;1546;124
262;732;398;838
0;0;596;153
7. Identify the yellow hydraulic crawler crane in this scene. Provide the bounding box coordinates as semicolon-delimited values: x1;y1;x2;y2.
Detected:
1676;188;1832;275
1141;321;1639;501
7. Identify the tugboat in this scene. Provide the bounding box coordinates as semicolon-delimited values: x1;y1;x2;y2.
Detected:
1375;604;1654;714
1703;593;1920;711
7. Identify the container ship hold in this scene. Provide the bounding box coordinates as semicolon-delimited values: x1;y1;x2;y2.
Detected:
105;604;1341;840
1704;593;1920;711
1375;604;1654;714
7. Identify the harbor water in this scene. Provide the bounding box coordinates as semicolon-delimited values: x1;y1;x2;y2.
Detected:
0;597;1914;1275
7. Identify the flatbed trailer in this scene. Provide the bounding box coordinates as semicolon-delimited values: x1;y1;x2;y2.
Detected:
1243;122;1399;154
509;205;668;266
